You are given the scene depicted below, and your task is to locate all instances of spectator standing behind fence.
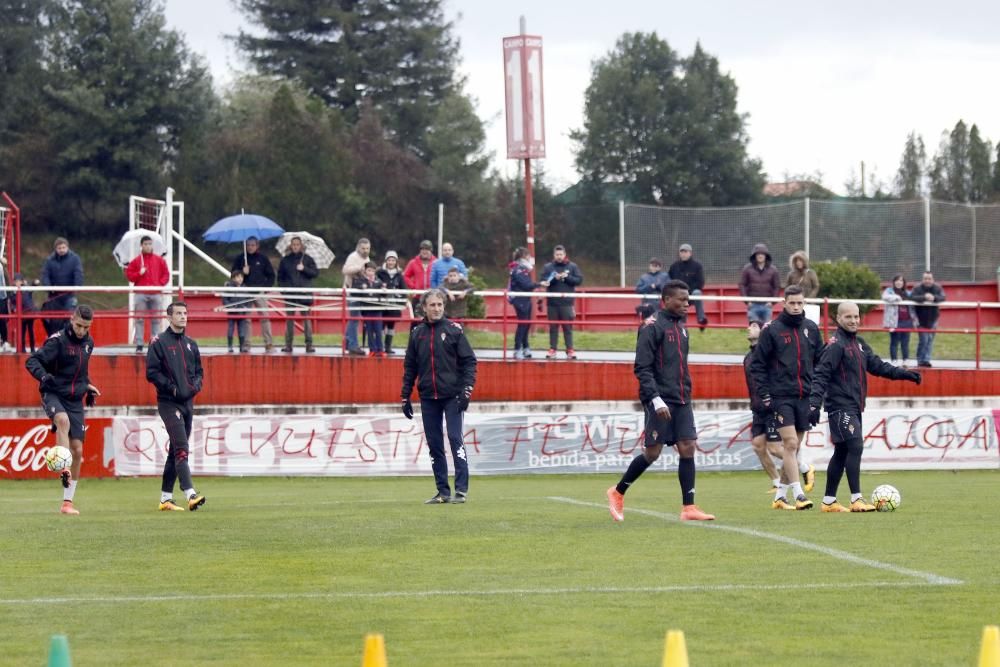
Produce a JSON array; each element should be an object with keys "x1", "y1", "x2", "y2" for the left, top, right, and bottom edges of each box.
[
  {"x1": 541, "y1": 245, "x2": 583, "y2": 360},
  {"x1": 0, "y1": 255, "x2": 10, "y2": 352},
  {"x1": 124, "y1": 235, "x2": 170, "y2": 353},
  {"x1": 40, "y1": 237, "x2": 84, "y2": 335},
  {"x1": 341, "y1": 238, "x2": 372, "y2": 356},
  {"x1": 429, "y1": 242, "x2": 468, "y2": 288},
  {"x1": 277, "y1": 236, "x2": 318, "y2": 354},
  {"x1": 669, "y1": 244, "x2": 708, "y2": 329},
  {"x1": 8, "y1": 272, "x2": 38, "y2": 353},
  {"x1": 376, "y1": 251, "x2": 408, "y2": 355},
  {"x1": 508, "y1": 247, "x2": 542, "y2": 360},
  {"x1": 785, "y1": 251, "x2": 819, "y2": 297},
  {"x1": 635, "y1": 257, "x2": 668, "y2": 320},
  {"x1": 739, "y1": 242, "x2": 781, "y2": 323},
  {"x1": 909, "y1": 270, "x2": 946, "y2": 368},
  {"x1": 443, "y1": 266, "x2": 474, "y2": 319},
  {"x1": 403, "y1": 240, "x2": 437, "y2": 320},
  {"x1": 222, "y1": 269, "x2": 250, "y2": 353},
  {"x1": 882, "y1": 274, "x2": 916, "y2": 367},
  {"x1": 352, "y1": 262, "x2": 386, "y2": 356},
  {"x1": 231, "y1": 236, "x2": 276, "y2": 353}
]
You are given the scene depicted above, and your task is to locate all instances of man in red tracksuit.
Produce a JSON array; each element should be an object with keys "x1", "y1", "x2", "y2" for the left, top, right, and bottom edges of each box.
[{"x1": 124, "y1": 235, "x2": 170, "y2": 353}]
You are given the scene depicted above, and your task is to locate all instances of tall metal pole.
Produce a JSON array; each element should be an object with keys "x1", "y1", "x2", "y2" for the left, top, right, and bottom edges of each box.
[
  {"x1": 924, "y1": 196, "x2": 931, "y2": 271},
  {"x1": 520, "y1": 16, "x2": 536, "y2": 273},
  {"x1": 618, "y1": 200, "x2": 625, "y2": 287},
  {"x1": 437, "y1": 203, "x2": 444, "y2": 257}
]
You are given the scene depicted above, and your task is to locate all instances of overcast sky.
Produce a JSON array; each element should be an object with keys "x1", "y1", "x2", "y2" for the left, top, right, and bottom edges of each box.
[{"x1": 163, "y1": 0, "x2": 1000, "y2": 196}]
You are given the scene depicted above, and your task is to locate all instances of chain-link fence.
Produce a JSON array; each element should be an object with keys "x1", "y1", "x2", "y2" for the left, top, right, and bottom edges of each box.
[{"x1": 622, "y1": 199, "x2": 1000, "y2": 285}]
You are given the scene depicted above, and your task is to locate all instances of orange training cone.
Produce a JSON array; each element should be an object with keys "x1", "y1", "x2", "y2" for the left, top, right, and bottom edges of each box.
[
  {"x1": 980, "y1": 625, "x2": 1000, "y2": 667},
  {"x1": 662, "y1": 629, "x2": 689, "y2": 667},
  {"x1": 361, "y1": 632, "x2": 387, "y2": 667}
]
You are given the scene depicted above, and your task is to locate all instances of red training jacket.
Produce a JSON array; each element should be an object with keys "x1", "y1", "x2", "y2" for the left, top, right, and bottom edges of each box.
[
  {"x1": 403, "y1": 255, "x2": 436, "y2": 290},
  {"x1": 125, "y1": 252, "x2": 170, "y2": 287}
]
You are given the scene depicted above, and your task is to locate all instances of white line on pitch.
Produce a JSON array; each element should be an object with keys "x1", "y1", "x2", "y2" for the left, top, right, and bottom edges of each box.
[
  {"x1": 0, "y1": 580, "x2": 952, "y2": 606},
  {"x1": 548, "y1": 496, "x2": 963, "y2": 586}
]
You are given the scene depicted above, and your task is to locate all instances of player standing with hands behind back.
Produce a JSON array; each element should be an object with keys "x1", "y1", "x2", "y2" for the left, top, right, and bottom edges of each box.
[
  {"x1": 809, "y1": 302, "x2": 921, "y2": 512},
  {"x1": 25, "y1": 305, "x2": 101, "y2": 514},
  {"x1": 606, "y1": 280, "x2": 715, "y2": 522},
  {"x1": 147, "y1": 302, "x2": 206, "y2": 511},
  {"x1": 401, "y1": 289, "x2": 477, "y2": 504}
]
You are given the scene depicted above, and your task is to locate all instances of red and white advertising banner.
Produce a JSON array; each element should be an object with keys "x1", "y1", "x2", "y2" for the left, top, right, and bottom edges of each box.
[
  {"x1": 110, "y1": 409, "x2": 999, "y2": 477},
  {"x1": 0, "y1": 418, "x2": 115, "y2": 479},
  {"x1": 503, "y1": 34, "x2": 545, "y2": 159}
]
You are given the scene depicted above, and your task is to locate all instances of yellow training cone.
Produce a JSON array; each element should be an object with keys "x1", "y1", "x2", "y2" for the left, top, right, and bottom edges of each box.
[
  {"x1": 361, "y1": 633, "x2": 387, "y2": 667},
  {"x1": 662, "y1": 629, "x2": 689, "y2": 667},
  {"x1": 980, "y1": 625, "x2": 1000, "y2": 667}
]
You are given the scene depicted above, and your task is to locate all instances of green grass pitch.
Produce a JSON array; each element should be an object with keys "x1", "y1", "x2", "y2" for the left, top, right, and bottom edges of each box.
[{"x1": 2, "y1": 471, "x2": 998, "y2": 665}]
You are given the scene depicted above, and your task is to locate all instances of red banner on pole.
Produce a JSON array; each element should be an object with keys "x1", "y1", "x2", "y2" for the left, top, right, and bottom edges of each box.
[{"x1": 503, "y1": 35, "x2": 545, "y2": 159}]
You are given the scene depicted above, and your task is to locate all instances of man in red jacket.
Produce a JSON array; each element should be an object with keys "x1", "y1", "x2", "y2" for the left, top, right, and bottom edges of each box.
[
  {"x1": 403, "y1": 240, "x2": 436, "y2": 319},
  {"x1": 125, "y1": 235, "x2": 170, "y2": 353}
]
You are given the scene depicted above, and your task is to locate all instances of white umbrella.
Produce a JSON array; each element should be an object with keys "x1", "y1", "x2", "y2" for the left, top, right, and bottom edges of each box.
[
  {"x1": 275, "y1": 231, "x2": 336, "y2": 269},
  {"x1": 113, "y1": 229, "x2": 166, "y2": 268}
]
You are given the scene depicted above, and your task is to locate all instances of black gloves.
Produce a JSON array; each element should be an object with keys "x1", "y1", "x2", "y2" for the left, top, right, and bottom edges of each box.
[
  {"x1": 85, "y1": 390, "x2": 97, "y2": 408},
  {"x1": 902, "y1": 370, "x2": 922, "y2": 385},
  {"x1": 808, "y1": 406, "x2": 821, "y2": 427},
  {"x1": 40, "y1": 374, "x2": 56, "y2": 392},
  {"x1": 457, "y1": 386, "x2": 474, "y2": 412},
  {"x1": 402, "y1": 398, "x2": 414, "y2": 420},
  {"x1": 193, "y1": 378, "x2": 203, "y2": 393}
]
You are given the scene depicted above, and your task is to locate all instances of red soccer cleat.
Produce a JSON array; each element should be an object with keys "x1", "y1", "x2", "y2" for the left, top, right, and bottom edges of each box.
[{"x1": 60, "y1": 500, "x2": 80, "y2": 515}]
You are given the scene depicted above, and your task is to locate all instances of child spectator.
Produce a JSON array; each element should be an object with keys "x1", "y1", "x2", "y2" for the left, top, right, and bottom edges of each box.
[
  {"x1": 443, "y1": 267, "x2": 474, "y2": 319},
  {"x1": 376, "y1": 251, "x2": 408, "y2": 354},
  {"x1": 355, "y1": 262, "x2": 385, "y2": 357},
  {"x1": 222, "y1": 269, "x2": 250, "y2": 353},
  {"x1": 882, "y1": 274, "x2": 916, "y2": 367},
  {"x1": 8, "y1": 272, "x2": 38, "y2": 353}
]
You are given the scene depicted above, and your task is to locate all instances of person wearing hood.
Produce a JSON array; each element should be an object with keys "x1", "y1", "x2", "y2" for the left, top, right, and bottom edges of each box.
[
  {"x1": 25, "y1": 305, "x2": 101, "y2": 514},
  {"x1": 376, "y1": 250, "x2": 408, "y2": 354},
  {"x1": 541, "y1": 244, "x2": 583, "y2": 360},
  {"x1": 785, "y1": 250, "x2": 819, "y2": 298},
  {"x1": 809, "y1": 302, "x2": 921, "y2": 512},
  {"x1": 749, "y1": 285, "x2": 823, "y2": 511},
  {"x1": 277, "y1": 235, "x2": 319, "y2": 353},
  {"x1": 739, "y1": 242, "x2": 781, "y2": 323},
  {"x1": 40, "y1": 237, "x2": 84, "y2": 335}
]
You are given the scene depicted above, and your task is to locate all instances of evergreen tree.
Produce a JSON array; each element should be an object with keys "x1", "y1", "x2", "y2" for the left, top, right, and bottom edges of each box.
[
  {"x1": 572, "y1": 34, "x2": 764, "y2": 206},
  {"x1": 945, "y1": 120, "x2": 970, "y2": 202},
  {"x1": 42, "y1": 0, "x2": 214, "y2": 232},
  {"x1": 967, "y1": 124, "x2": 992, "y2": 203},
  {"x1": 893, "y1": 131, "x2": 926, "y2": 199},
  {"x1": 235, "y1": 0, "x2": 460, "y2": 157}
]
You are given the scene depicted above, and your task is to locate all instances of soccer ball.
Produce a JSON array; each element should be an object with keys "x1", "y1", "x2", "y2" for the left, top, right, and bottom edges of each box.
[
  {"x1": 44, "y1": 446, "x2": 73, "y2": 473},
  {"x1": 871, "y1": 484, "x2": 901, "y2": 512}
]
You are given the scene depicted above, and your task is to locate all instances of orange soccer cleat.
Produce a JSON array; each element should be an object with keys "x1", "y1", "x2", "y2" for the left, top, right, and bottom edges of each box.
[
  {"x1": 606, "y1": 487, "x2": 624, "y2": 522},
  {"x1": 821, "y1": 501, "x2": 851, "y2": 513},
  {"x1": 680, "y1": 504, "x2": 715, "y2": 521},
  {"x1": 60, "y1": 500, "x2": 80, "y2": 515}
]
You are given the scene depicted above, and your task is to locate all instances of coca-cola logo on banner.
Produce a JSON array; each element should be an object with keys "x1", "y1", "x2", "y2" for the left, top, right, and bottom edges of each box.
[{"x1": 0, "y1": 424, "x2": 53, "y2": 473}]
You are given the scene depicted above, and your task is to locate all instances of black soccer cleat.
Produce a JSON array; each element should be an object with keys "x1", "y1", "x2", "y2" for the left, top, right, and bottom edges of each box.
[
  {"x1": 451, "y1": 492, "x2": 467, "y2": 504},
  {"x1": 187, "y1": 494, "x2": 206, "y2": 511},
  {"x1": 60, "y1": 470, "x2": 71, "y2": 489},
  {"x1": 424, "y1": 493, "x2": 451, "y2": 504}
]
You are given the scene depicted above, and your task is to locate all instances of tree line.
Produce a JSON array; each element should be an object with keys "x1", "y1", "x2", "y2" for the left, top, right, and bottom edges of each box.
[{"x1": 5, "y1": 1, "x2": 988, "y2": 275}]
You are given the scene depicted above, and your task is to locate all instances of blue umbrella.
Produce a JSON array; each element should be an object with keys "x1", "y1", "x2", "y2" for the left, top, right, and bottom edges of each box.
[{"x1": 203, "y1": 213, "x2": 284, "y2": 243}]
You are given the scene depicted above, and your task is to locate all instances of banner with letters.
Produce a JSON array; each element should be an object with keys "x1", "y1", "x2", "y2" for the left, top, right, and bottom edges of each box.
[
  {"x1": 0, "y1": 418, "x2": 115, "y2": 479},
  {"x1": 110, "y1": 409, "x2": 1000, "y2": 477}
]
